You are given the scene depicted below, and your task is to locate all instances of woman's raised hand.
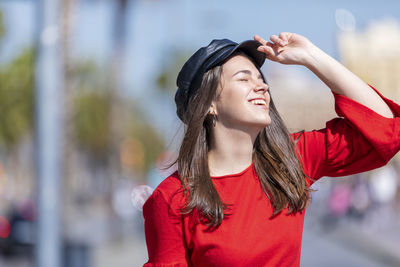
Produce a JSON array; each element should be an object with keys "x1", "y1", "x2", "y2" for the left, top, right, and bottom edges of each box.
[
  {"x1": 254, "y1": 33, "x2": 316, "y2": 66},
  {"x1": 255, "y1": 33, "x2": 395, "y2": 119}
]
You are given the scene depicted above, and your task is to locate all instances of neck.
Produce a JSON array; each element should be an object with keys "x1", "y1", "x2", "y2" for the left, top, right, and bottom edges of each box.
[{"x1": 207, "y1": 123, "x2": 260, "y2": 177}]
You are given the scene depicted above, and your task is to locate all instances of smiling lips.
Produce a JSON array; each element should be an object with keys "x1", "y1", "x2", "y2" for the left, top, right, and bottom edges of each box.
[
  {"x1": 248, "y1": 98, "x2": 268, "y2": 109},
  {"x1": 250, "y1": 99, "x2": 267, "y2": 105}
]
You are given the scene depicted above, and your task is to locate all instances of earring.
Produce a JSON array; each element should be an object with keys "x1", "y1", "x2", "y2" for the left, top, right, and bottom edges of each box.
[{"x1": 212, "y1": 112, "x2": 217, "y2": 127}]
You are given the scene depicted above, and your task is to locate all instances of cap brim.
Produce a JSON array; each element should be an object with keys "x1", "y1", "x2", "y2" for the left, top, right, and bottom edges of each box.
[{"x1": 232, "y1": 40, "x2": 266, "y2": 68}]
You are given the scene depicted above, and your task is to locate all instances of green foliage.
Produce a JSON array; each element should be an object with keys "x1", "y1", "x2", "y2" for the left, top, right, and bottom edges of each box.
[
  {"x1": 0, "y1": 48, "x2": 34, "y2": 148},
  {"x1": 156, "y1": 50, "x2": 191, "y2": 93},
  {"x1": 71, "y1": 60, "x2": 111, "y2": 161},
  {"x1": 69, "y1": 60, "x2": 106, "y2": 90},
  {"x1": 73, "y1": 89, "x2": 111, "y2": 160},
  {"x1": 0, "y1": 9, "x2": 164, "y2": 171},
  {"x1": 129, "y1": 109, "x2": 164, "y2": 172},
  {"x1": 71, "y1": 60, "x2": 164, "y2": 172}
]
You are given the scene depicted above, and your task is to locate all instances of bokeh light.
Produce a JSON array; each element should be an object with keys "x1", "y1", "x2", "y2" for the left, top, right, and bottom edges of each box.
[
  {"x1": 0, "y1": 216, "x2": 10, "y2": 239},
  {"x1": 131, "y1": 185, "x2": 154, "y2": 212}
]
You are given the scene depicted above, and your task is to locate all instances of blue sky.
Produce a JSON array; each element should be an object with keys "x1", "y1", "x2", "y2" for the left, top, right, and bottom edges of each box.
[
  {"x1": 1, "y1": 0, "x2": 400, "y2": 141},
  {"x1": 2, "y1": 0, "x2": 400, "y2": 83},
  {"x1": 2, "y1": 1, "x2": 400, "y2": 82}
]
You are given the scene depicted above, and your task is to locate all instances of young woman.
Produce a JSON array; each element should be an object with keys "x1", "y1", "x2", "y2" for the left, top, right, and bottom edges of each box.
[{"x1": 142, "y1": 32, "x2": 400, "y2": 267}]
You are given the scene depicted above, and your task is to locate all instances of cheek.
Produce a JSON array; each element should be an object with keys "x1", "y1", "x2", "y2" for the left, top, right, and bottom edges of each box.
[
  {"x1": 217, "y1": 95, "x2": 251, "y2": 121},
  {"x1": 222, "y1": 84, "x2": 249, "y2": 103}
]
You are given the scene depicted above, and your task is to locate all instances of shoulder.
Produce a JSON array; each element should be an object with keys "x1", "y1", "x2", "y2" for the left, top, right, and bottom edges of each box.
[
  {"x1": 144, "y1": 171, "x2": 187, "y2": 214},
  {"x1": 156, "y1": 171, "x2": 184, "y2": 198}
]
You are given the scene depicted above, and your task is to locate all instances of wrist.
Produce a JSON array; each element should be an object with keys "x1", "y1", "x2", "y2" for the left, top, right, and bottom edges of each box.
[{"x1": 302, "y1": 44, "x2": 324, "y2": 69}]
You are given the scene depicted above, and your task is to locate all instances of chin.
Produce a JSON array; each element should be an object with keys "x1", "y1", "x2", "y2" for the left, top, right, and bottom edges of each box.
[
  {"x1": 225, "y1": 114, "x2": 271, "y2": 129},
  {"x1": 256, "y1": 116, "x2": 272, "y2": 126},
  {"x1": 251, "y1": 119, "x2": 271, "y2": 129}
]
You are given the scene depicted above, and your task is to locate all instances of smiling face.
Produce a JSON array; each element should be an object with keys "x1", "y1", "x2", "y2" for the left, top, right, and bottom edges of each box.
[{"x1": 211, "y1": 53, "x2": 271, "y2": 131}]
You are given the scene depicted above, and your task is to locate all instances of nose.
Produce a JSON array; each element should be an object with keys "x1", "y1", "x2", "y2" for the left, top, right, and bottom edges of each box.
[{"x1": 254, "y1": 80, "x2": 269, "y2": 94}]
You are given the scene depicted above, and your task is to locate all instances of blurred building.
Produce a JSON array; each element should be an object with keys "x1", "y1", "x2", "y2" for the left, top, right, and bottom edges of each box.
[{"x1": 338, "y1": 18, "x2": 400, "y2": 101}]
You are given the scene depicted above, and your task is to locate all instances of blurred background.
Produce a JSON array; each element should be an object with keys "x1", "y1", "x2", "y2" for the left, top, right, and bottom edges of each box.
[{"x1": 0, "y1": 0, "x2": 399, "y2": 266}]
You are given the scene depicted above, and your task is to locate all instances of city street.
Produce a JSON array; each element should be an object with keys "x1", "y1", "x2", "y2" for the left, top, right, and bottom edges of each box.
[{"x1": 1, "y1": 212, "x2": 400, "y2": 267}]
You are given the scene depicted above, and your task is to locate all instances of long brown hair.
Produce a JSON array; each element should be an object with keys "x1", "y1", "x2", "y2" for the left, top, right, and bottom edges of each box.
[{"x1": 173, "y1": 53, "x2": 312, "y2": 229}]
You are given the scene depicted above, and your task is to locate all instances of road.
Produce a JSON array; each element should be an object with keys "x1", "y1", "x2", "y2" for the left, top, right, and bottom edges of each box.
[{"x1": 1, "y1": 213, "x2": 399, "y2": 267}]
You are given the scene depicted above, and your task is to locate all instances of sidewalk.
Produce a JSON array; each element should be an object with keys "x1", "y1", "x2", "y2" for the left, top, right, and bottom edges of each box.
[{"x1": 302, "y1": 210, "x2": 400, "y2": 267}]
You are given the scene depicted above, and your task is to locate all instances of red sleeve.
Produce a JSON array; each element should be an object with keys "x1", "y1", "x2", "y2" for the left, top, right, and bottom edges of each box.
[
  {"x1": 142, "y1": 188, "x2": 189, "y2": 267},
  {"x1": 293, "y1": 85, "x2": 400, "y2": 185}
]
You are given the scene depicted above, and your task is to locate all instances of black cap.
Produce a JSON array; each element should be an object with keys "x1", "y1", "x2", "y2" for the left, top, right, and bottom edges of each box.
[{"x1": 175, "y1": 39, "x2": 266, "y2": 123}]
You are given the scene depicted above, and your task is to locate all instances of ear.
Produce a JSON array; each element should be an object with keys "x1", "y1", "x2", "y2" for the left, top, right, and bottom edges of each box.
[{"x1": 208, "y1": 103, "x2": 217, "y2": 115}]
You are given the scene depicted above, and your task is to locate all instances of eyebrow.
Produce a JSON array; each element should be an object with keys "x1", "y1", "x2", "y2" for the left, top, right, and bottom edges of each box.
[{"x1": 232, "y1": 69, "x2": 262, "y2": 79}]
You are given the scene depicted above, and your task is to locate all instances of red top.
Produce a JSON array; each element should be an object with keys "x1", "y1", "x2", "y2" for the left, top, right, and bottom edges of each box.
[{"x1": 143, "y1": 86, "x2": 400, "y2": 267}]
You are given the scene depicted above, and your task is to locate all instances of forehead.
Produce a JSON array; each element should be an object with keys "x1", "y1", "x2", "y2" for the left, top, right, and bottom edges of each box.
[{"x1": 221, "y1": 54, "x2": 260, "y2": 75}]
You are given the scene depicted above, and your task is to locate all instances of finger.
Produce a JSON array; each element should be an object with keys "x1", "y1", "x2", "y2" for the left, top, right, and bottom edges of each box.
[
  {"x1": 257, "y1": 42, "x2": 271, "y2": 51},
  {"x1": 270, "y1": 34, "x2": 287, "y2": 46},
  {"x1": 278, "y1": 32, "x2": 290, "y2": 44},
  {"x1": 257, "y1": 45, "x2": 279, "y2": 61},
  {"x1": 254, "y1": 34, "x2": 268, "y2": 46}
]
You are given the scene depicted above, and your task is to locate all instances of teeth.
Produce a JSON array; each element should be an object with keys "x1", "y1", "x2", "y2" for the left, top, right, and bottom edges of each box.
[{"x1": 250, "y1": 99, "x2": 266, "y2": 105}]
